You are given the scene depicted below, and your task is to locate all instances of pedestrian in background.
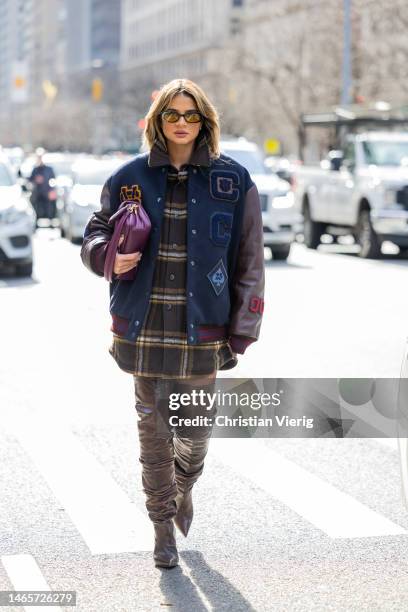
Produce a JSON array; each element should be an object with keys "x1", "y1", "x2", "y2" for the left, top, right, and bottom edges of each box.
[
  {"x1": 29, "y1": 149, "x2": 56, "y2": 223},
  {"x1": 80, "y1": 78, "x2": 265, "y2": 568}
]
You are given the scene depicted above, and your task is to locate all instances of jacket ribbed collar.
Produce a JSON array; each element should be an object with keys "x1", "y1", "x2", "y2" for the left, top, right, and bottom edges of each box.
[{"x1": 148, "y1": 133, "x2": 211, "y2": 168}]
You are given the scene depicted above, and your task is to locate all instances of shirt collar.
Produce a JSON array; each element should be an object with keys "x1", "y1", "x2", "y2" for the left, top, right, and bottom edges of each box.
[{"x1": 148, "y1": 132, "x2": 211, "y2": 168}]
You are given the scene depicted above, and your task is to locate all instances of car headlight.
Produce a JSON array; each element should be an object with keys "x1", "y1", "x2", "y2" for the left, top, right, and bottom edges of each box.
[{"x1": 271, "y1": 191, "x2": 294, "y2": 208}]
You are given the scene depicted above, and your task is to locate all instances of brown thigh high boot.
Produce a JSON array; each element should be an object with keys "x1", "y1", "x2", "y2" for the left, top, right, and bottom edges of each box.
[
  {"x1": 172, "y1": 374, "x2": 217, "y2": 537},
  {"x1": 134, "y1": 376, "x2": 178, "y2": 568}
]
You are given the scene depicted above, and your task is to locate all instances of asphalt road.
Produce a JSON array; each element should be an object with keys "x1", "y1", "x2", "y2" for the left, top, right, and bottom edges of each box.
[{"x1": 1, "y1": 230, "x2": 408, "y2": 611}]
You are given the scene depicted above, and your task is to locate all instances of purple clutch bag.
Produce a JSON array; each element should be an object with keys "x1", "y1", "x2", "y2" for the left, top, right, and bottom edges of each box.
[{"x1": 104, "y1": 199, "x2": 152, "y2": 282}]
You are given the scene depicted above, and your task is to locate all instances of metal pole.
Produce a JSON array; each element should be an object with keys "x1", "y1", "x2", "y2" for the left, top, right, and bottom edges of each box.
[{"x1": 341, "y1": 0, "x2": 352, "y2": 105}]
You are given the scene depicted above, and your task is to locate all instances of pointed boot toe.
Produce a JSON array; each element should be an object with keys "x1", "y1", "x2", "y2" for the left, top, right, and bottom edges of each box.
[
  {"x1": 174, "y1": 489, "x2": 193, "y2": 537},
  {"x1": 153, "y1": 521, "x2": 179, "y2": 568}
]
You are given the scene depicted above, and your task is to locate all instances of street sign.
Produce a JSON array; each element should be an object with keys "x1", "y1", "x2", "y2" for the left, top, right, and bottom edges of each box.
[
  {"x1": 92, "y1": 78, "x2": 104, "y2": 103},
  {"x1": 11, "y1": 61, "x2": 28, "y2": 103},
  {"x1": 264, "y1": 139, "x2": 281, "y2": 155}
]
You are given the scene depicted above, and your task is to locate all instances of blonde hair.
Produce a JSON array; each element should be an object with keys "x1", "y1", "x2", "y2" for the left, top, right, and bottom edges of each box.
[{"x1": 142, "y1": 78, "x2": 220, "y2": 158}]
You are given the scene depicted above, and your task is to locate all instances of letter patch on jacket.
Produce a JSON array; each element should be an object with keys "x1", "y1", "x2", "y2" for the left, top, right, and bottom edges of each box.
[
  {"x1": 209, "y1": 170, "x2": 240, "y2": 202},
  {"x1": 120, "y1": 184, "x2": 142, "y2": 203},
  {"x1": 249, "y1": 296, "x2": 264, "y2": 314},
  {"x1": 207, "y1": 258, "x2": 228, "y2": 296},
  {"x1": 210, "y1": 212, "x2": 233, "y2": 246}
]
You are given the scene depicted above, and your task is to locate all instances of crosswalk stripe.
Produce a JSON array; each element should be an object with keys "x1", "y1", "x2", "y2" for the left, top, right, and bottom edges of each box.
[
  {"x1": 9, "y1": 418, "x2": 153, "y2": 555},
  {"x1": 210, "y1": 438, "x2": 407, "y2": 538},
  {"x1": 1, "y1": 554, "x2": 63, "y2": 612}
]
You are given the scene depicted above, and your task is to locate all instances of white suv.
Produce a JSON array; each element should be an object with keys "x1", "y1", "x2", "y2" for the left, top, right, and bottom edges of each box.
[
  {"x1": 220, "y1": 138, "x2": 302, "y2": 260},
  {"x1": 0, "y1": 156, "x2": 35, "y2": 276}
]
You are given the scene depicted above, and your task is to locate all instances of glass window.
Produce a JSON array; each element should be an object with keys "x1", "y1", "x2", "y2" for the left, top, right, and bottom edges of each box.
[
  {"x1": 362, "y1": 141, "x2": 408, "y2": 166},
  {"x1": 0, "y1": 163, "x2": 14, "y2": 186}
]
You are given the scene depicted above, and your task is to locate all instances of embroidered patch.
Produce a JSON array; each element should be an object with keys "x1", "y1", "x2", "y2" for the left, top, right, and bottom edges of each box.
[
  {"x1": 209, "y1": 170, "x2": 240, "y2": 202},
  {"x1": 210, "y1": 212, "x2": 233, "y2": 247},
  {"x1": 120, "y1": 184, "x2": 142, "y2": 203},
  {"x1": 249, "y1": 296, "x2": 264, "y2": 314},
  {"x1": 207, "y1": 258, "x2": 228, "y2": 296}
]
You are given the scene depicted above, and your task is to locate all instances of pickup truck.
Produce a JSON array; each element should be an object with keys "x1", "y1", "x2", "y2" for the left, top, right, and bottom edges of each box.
[{"x1": 293, "y1": 131, "x2": 408, "y2": 257}]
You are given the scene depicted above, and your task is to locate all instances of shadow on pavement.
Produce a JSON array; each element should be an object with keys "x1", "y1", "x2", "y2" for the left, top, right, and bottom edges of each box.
[{"x1": 158, "y1": 550, "x2": 256, "y2": 612}]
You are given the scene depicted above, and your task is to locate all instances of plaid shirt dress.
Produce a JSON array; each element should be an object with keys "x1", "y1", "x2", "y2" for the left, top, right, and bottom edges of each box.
[{"x1": 108, "y1": 137, "x2": 235, "y2": 378}]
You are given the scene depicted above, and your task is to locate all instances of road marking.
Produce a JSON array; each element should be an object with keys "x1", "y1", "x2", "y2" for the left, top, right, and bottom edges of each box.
[
  {"x1": 10, "y1": 419, "x2": 153, "y2": 554},
  {"x1": 1, "y1": 554, "x2": 62, "y2": 612},
  {"x1": 210, "y1": 438, "x2": 407, "y2": 538}
]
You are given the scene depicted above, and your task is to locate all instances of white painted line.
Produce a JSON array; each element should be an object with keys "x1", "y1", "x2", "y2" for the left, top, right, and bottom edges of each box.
[
  {"x1": 211, "y1": 438, "x2": 407, "y2": 538},
  {"x1": 1, "y1": 554, "x2": 62, "y2": 612},
  {"x1": 10, "y1": 419, "x2": 153, "y2": 554}
]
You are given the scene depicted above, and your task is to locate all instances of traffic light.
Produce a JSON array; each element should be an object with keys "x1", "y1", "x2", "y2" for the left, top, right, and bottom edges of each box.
[{"x1": 91, "y1": 78, "x2": 103, "y2": 102}]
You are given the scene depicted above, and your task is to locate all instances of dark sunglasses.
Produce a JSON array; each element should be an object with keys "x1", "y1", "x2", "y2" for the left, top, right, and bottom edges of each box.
[{"x1": 161, "y1": 109, "x2": 203, "y2": 124}]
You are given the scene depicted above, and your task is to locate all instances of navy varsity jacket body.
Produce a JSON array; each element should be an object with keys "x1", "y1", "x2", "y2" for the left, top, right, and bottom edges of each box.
[{"x1": 80, "y1": 142, "x2": 265, "y2": 354}]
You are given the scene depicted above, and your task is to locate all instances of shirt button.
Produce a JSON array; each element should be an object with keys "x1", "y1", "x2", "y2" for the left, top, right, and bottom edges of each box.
[
  {"x1": 191, "y1": 229, "x2": 197, "y2": 235},
  {"x1": 191, "y1": 198, "x2": 196, "y2": 204},
  {"x1": 169, "y1": 273, "x2": 175, "y2": 280},
  {"x1": 190, "y1": 260, "x2": 195, "y2": 266}
]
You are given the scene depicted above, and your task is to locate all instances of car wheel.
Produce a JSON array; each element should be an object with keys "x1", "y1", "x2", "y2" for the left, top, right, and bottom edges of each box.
[
  {"x1": 303, "y1": 204, "x2": 325, "y2": 249},
  {"x1": 271, "y1": 244, "x2": 291, "y2": 260},
  {"x1": 356, "y1": 209, "x2": 381, "y2": 258},
  {"x1": 15, "y1": 262, "x2": 33, "y2": 277}
]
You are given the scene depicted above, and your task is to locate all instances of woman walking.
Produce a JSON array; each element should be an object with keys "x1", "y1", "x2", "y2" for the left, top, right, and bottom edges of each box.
[{"x1": 80, "y1": 78, "x2": 265, "y2": 568}]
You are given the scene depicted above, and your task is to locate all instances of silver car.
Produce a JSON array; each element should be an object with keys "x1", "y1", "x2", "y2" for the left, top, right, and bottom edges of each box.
[
  {"x1": 0, "y1": 156, "x2": 35, "y2": 276},
  {"x1": 60, "y1": 157, "x2": 129, "y2": 243},
  {"x1": 220, "y1": 138, "x2": 302, "y2": 261}
]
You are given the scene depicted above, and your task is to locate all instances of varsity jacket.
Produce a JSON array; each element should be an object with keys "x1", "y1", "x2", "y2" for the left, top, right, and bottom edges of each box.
[{"x1": 80, "y1": 145, "x2": 265, "y2": 354}]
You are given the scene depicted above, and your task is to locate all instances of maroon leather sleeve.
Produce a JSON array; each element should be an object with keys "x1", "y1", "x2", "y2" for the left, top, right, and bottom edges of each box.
[
  {"x1": 228, "y1": 183, "x2": 265, "y2": 342},
  {"x1": 80, "y1": 180, "x2": 114, "y2": 278}
]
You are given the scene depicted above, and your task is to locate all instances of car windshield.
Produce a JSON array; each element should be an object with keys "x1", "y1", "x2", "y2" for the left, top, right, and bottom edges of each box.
[
  {"x1": 362, "y1": 141, "x2": 408, "y2": 166},
  {"x1": 46, "y1": 160, "x2": 75, "y2": 177},
  {"x1": 221, "y1": 147, "x2": 267, "y2": 174},
  {"x1": 74, "y1": 164, "x2": 120, "y2": 185},
  {"x1": 0, "y1": 163, "x2": 14, "y2": 186}
]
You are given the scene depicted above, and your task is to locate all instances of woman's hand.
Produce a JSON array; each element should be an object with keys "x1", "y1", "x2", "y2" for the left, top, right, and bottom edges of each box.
[{"x1": 113, "y1": 235, "x2": 142, "y2": 275}]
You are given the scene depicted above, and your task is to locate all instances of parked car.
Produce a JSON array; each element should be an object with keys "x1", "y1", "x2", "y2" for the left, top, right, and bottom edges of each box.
[
  {"x1": 60, "y1": 157, "x2": 129, "y2": 243},
  {"x1": 0, "y1": 156, "x2": 35, "y2": 276},
  {"x1": 293, "y1": 131, "x2": 408, "y2": 258},
  {"x1": 220, "y1": 137, "x2": 302, "y2": 260}
]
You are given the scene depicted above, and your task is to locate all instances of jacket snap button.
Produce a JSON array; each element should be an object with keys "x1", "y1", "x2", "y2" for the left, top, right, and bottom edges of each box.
[
  {"x1": 189, "y1": 291, "x2": 193, "y2": 297},
  {"x1": 157, "y1": 197, "x2": 161, "y2": 202},
  {"x1": 193, "y1": 169, "x2": 197, "y2": 174},
  {"x1": 162, "y1": 168, "x2": 166, "y2": 173},
  {"x1": 190, "y1": 260, "x2": 195, "y2": 266},
  {"x1": 135, "y1": 320, "x2": 140, "y2": 326},
  {"x1": 169, "y1": 273, "x2": 175, "y2": 280},
  {"x1": 166, "y1": 304, "x2": 172, "y2": 310},
  {"x1": 191, "y1": 229, "x2": 197, "y2": 235},
  {"x1": 191, "y1": 198, "x2": 196, "y2": 203},
  {"x1": 190, "y1": 323, "x2": 194, "y2": 328},
  {"x1": 190, "y1": 336, "x2": 194, "y2": 341}
]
